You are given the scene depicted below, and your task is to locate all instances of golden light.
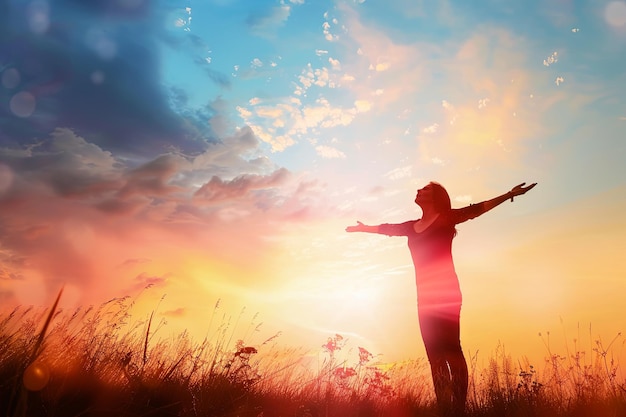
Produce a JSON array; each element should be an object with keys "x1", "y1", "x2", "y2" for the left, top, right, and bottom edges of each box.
[{"x1": 23, "y1": 361, "x2": 50, "y2": 391}]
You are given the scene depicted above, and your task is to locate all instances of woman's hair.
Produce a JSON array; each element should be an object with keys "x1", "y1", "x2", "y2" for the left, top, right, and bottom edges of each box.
[
  {"x1": 429, "y1": 182, "x2": 452, "y2": 213},
  {"x1": 429, "y1": 181, "x2": 457, "y2": 235}
]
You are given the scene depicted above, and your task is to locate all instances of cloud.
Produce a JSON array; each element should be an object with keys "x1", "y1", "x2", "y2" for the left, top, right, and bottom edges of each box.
[
  {"x1": 247, "y1": 5, "x2": 291, "y2": 35},
  {"x1": 316, "y1": 145, "x2": 346, "y2": 159},
  {"x1": 371, "y1": 61, "x2": 391, "y2": 72},
  {"x1": 1, "y1": 2, "x2": 225, "y2": 157},
  {"x1": 442, "y1": 30, "x2": 540, "y2": 145},
  {"x1": 117, "y1": 258, "x2": 152, "y2": 269},
  {"x1": 384, "y1": 166, "x2": 413, "y2": 181},
  {"x1": 117, "y1": 154, "x2": 187, "y2": 199},
  {"x1": 328, "y1": 3, "x2": 439, "y2": 109},
  {"x1": 605, "y1": 1, "x2": 626, "y2": 28},
  {"x1": 194, "y1": 168, "x2": 291, "y2": 202},
  {"x1": 0, "y1": 249, "x2": 26, "y2": 281},
  {"x1": 191, "y1": 126, "x2": 277, "y2": 178},
  {"x1": 354, "y1": 100, "x2": 372, "y2": 113},
  {"x1": 163, "y1": 31, "x2": 232, "y2": 90},
  {"x1": 329, "y1": 57, "x2": 342, "y2": 70},
  {"x1": 237, "y1": 95, "x2": 367, "y2": 152},
  {"x1": 422, "y1": 123, "x2": 439, "y2": 134},
  {"x1": 163, "y1": 307, "x2": 187, "y2": 318},
  {"x1": 543, "y1": 51, "x2": 559, "y2": 67},
  {"x1": 295, "y1": 64, "x2": 337, "y2": 93},
  {"x1": 129, "y1": 272, "x2": 169, "y2": 292},
  {"x1": 0, "y1": 128, "x2": 122, "y2": 201},
  {"x1": 0, "y1": 126, "x2": 334, "y2": 305},
  {"x1": 191, "y1": 57, "x2": 232, "y2": 89},
  {"x1": 323, "y1": 22, "x2": 334, "y2": 41},
  {"x1": 454, "y1": 194, "x2": 472, "y2": 203}
]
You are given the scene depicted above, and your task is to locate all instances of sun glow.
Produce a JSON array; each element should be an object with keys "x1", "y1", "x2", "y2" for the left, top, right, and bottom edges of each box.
[{"x1": 1, "y1": 0, "x2": 625, "y2": 388}]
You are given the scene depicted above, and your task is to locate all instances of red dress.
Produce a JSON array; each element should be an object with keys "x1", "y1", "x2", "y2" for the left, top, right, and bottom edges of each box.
[{"x1": 377, "y1": 205, "x2": 484, "y2": 357}]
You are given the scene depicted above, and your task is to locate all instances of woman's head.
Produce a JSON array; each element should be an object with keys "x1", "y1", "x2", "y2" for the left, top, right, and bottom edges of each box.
[
  {"x1": 415, "y1": 182, "x2": 452, "y2": 213},
  {"x1": 429, "y1": 182, "x2": 452, "y2": 213}
]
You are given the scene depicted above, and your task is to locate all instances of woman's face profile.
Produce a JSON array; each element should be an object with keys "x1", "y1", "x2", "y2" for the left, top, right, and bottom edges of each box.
[{"x1": 415, "y1": 184, "x2": 435, "y2": 205}]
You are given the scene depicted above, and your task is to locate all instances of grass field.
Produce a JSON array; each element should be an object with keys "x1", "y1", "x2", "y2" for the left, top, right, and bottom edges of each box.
[{"x1": 1, "y1": 291, "x2": 625, "y2": 417}]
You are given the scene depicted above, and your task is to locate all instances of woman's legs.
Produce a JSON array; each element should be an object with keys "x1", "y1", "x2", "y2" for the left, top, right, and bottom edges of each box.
[
  {"x1": 419, "y1": 304, "x2": 468, "y2": 416},
  {"x1": 448, "y1": 348, "x2": 468, "y2": 414},
  {"x1": 429, "y1": 356, "x2": 454, "y2": 414}
]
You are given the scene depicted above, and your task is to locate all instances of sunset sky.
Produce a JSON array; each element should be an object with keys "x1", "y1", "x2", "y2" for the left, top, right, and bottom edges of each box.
[{"x1": 1, "y1": 0, "x2": 625, "y2": 367}]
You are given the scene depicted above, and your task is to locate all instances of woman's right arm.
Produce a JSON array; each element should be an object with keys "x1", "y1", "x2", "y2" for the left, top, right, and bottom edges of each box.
[
  {"x1": 345, "y1": 221, "x2": 380, "y2": 233},
  {"x1": 346, "y1": 220, "x2": 414, "y2": 236}
]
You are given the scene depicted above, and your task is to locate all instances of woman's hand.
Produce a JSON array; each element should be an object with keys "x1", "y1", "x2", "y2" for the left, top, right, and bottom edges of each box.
[
  {"x1": 509, "y1": 182, "x2": 537, "y2": 201},
  {"x1": 346, "y1": 221, "x2": 365, "y2": 232}
]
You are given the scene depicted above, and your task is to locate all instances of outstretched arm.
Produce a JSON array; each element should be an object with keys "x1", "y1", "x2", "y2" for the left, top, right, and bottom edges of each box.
[
  {"x1": 453, "y1": 182, "x2": 537, "y2": 224},
  {"x1": 478, "y1": 182, "x2": 537, "y2": 211},
  {"x1": 346, "y1": 220, "x2": 415, "y2": 236},
  {"x1": 345, "y1": 221, "x2": 380, "y2": 233}
]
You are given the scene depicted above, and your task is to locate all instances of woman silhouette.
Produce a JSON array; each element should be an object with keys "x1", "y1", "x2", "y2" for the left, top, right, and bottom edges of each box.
[{"x1": 346, "y1": 182, "x2": 536, "y2": 416}]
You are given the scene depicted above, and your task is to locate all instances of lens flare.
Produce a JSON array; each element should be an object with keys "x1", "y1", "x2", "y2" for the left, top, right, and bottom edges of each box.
[
  {"x1": 605, "y1": 1, "x2": 626, "y2": 28},
  {"x1": 10, "y1": 92, "x2": 36, "y2": 118},
  {"x1": 23, "y1": 362, "x2": 50, "y2": 391}
]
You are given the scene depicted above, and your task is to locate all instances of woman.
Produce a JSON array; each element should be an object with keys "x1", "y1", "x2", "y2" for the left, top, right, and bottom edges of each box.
[{"x1": 346, "y1": 181, "x2": 536, "y2": 416}]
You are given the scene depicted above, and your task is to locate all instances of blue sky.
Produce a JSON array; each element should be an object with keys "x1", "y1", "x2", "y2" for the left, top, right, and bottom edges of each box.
[{"x1": 1, "y1": 0, "x2": 625, "y2": 362}]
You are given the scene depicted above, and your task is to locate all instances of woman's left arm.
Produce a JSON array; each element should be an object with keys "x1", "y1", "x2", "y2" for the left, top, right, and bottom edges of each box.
[{"x1": 452, "y1": 182, "x2": 537, "y2": 224}]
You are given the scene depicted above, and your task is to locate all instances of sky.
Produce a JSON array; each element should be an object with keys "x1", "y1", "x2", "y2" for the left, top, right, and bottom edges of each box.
[{"x1": 1, "y1": 0, "x2": 625, "y2": 368}]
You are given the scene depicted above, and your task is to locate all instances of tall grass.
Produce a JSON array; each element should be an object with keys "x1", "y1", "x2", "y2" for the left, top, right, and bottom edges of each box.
[{"x1": 1, "y1": 294, "x2": 625, "y2": 417}]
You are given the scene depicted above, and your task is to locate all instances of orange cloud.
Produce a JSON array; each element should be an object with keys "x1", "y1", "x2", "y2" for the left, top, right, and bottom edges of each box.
[{"x1": 0, "y1": 128, "x2": 335, "y2": 309}]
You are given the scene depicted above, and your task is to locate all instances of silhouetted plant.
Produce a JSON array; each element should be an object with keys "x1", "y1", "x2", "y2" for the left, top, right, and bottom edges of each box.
[{"x1": 1, "y1": 294, "x2": 625, "y2": 417}]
